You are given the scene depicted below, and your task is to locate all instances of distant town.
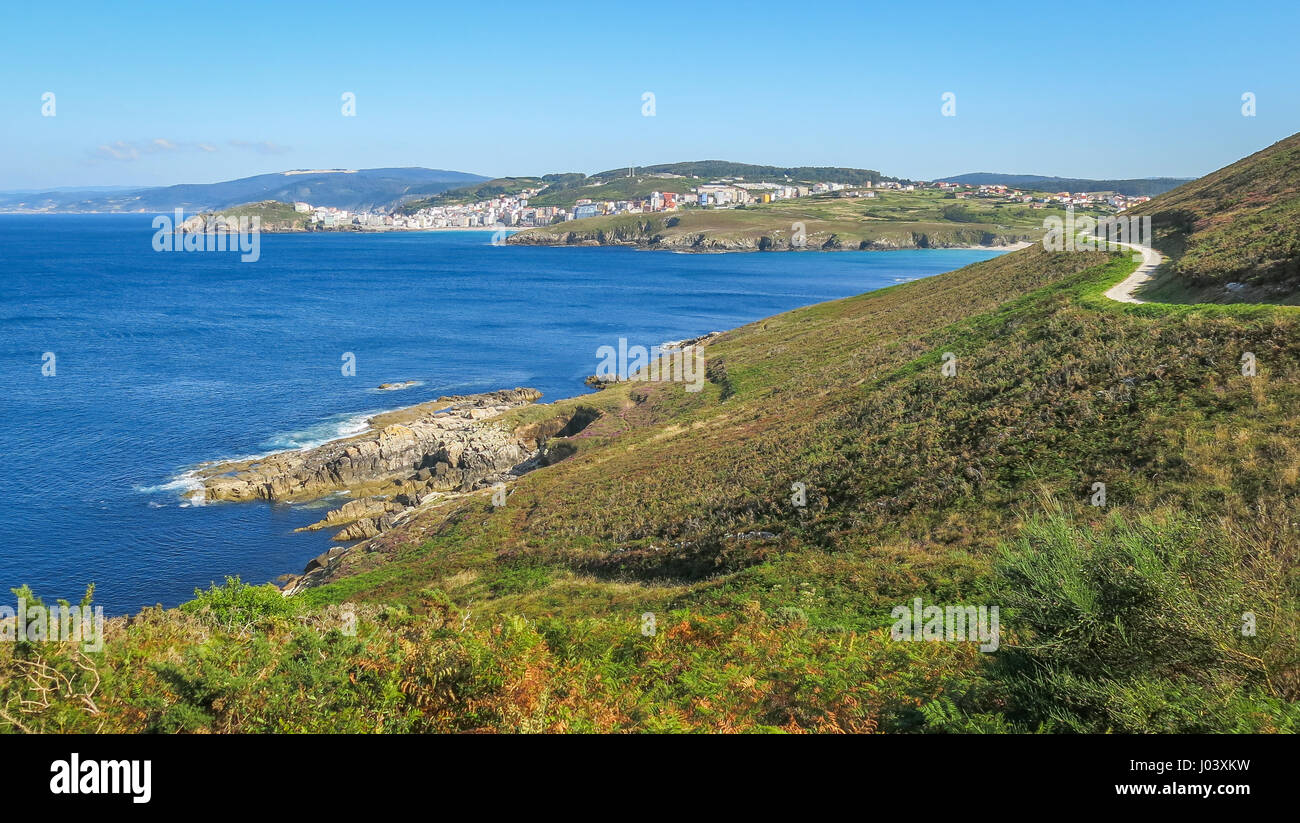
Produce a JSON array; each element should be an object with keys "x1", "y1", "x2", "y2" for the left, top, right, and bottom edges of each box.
[{"x1": 294, "y1": 177, "x2": 1154, "y2": 232}]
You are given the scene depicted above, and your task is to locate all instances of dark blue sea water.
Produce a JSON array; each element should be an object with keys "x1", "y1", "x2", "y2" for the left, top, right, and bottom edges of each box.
[{"x1": 0, "y1": 215, "x2": 1004, "y2": 614}]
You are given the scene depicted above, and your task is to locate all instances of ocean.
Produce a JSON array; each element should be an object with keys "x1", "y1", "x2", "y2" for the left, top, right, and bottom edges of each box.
[{"x1": 0, "y1": 215, "x2": 1005, "y2": 614}]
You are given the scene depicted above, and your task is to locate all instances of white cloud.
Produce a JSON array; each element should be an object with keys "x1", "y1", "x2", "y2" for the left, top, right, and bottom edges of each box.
[
  {"x1": 93, "y1": 141, "x2": 141, "y2": 161},
  {"x1": 88, "y1": 138, "x2": 292, "y2": 162}
]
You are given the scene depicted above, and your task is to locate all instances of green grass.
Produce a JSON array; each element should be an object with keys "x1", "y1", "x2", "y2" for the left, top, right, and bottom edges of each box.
[
  {"x1": 587, "y1": 161, "x2": 890, "y2": 188},
  {"x1": 984, "y1": 506, "x2": 1297, "y2": 733},
  {"x1": 203, "y1": 200, "x2": 313, "y2": 231}
]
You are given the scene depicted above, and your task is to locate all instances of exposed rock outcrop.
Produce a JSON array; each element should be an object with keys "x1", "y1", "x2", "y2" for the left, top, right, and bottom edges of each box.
[
  {"x1": 198, "y1": 388, "x2": 544, "y2": 505},
  {"x1": 195, "y1": 387, "x2": 603, "y2": 593}
]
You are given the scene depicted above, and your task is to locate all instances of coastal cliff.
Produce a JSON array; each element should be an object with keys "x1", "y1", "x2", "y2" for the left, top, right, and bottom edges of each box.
[{"x1": 507, "y1": 223, "x2": 1034, "y2": 252}]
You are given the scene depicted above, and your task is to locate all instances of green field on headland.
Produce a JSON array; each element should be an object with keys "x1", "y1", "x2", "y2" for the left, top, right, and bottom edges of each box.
[
  {"x1": 509, "y1": 189, "x2": 1105, "y2": 251},
  {"x1": 186, "y1": 200, "x2": 313, "y2": 232}
]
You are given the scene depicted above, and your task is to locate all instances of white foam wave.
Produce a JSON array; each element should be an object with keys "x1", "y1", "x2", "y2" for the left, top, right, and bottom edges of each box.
[
  {"x1": 141, "y1": 404, "x2": 412, "y2": 507},
  {"x1": 137, "y1": 469, "x2": 207, "y2": 506},
  {"x1": 256, "y1": 411, "x2": 378, "y2": 452}
]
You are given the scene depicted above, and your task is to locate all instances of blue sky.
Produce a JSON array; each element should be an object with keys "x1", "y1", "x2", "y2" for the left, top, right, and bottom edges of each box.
[{"x1": 2, "y1": 0, "x2": 1297, "y2": 189}]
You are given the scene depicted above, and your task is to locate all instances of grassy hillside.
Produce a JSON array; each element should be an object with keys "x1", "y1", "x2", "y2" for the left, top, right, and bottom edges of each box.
[
  {"x1": 395, "y1": 173, "x2": 710, "y2": 212},
  {"x1": 510, "y1": 190, "x2": 1104, "y2": 251},
  {"x1": 1129, "y1": 132, "x2": 1300, "y2": 303},
  {"x1": 4, "y1": 140, "x2": 1298, "y2": 734},
  {"x1": 526, "y1": 176, "x2": 709, "y2": 208},
  {"x1": 588, "y1": 161, "x2": 897, "y2": 187},
  {"x1": 399, "y1": 177, "x2": 546, "y2": 212}
]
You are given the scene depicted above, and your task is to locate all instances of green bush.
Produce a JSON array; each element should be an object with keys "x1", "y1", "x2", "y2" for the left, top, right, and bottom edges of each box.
[
  {"x1": 989, "y1": 506, "x2": 1297, "y2": 732},
  {"x1": 180, "y1": 576, "x2": 299, "y2": 631}
]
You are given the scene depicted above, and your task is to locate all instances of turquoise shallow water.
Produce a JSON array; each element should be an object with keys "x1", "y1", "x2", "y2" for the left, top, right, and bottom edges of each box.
[{"x1": 0, "y1": 214, "x2": 1005, "y2": 614}]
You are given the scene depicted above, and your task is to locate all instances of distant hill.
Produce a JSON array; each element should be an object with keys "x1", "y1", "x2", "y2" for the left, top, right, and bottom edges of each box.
[
  {"x1": 1126, "y1": 132, "x2": 1300, "y2": 302},
  {"x1": 421, "y1": 162, "x2": 903, "y2": 211},
  {"x1": 0, "y1": 167, "x2": 489, "y2": 214},
  {"x1": 3, "y1": 161, "x2": 897, "y2": 216},
  {"x1": 937, "y1": 173, "x2": 1192, "y2": 197},
  {"x1": 0, "y1": 185, "x2": 144, "y2": 194},
  {"x1": 398, "y1": 177, "x2": 547, "y2": 213},
  {"x1": 590, "y1": 161, "x2": 898, "y2": 187}
]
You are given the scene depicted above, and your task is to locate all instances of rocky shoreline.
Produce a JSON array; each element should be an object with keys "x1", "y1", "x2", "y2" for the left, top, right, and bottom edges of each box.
[{"x1": 193, "y1": 387, "x2": 600, "y2": 593}]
